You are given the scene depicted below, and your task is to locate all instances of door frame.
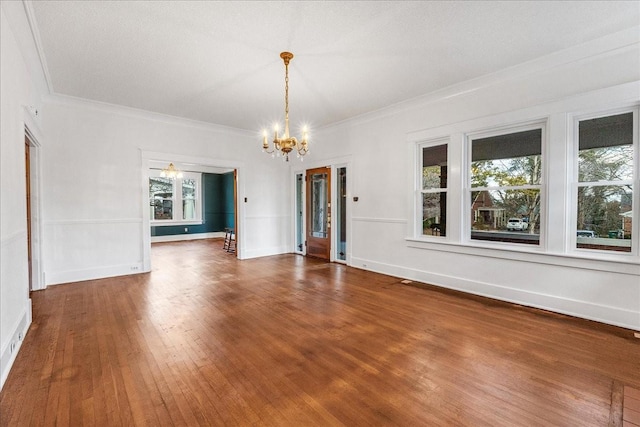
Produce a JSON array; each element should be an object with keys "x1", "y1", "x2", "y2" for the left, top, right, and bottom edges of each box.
[
  {"x1": 141, "y1": 150, "x2": 245, "y2": 271},
  {"x1": 292, "y1": 155, "x2": 352, "y2": 263},
  {"x1": 23, "y1": 108, "x2": 45, "y2": 291}
]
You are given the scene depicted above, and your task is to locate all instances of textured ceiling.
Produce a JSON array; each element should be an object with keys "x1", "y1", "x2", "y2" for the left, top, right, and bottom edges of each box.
[{"x1": 31, "y1": 1, "x2": 640, "y2": 132}]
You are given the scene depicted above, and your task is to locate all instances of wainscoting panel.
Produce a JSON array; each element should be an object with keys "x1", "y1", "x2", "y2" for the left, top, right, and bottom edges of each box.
[{"x1": 44, "y1": 219, "x2": 144, "y2": 285}]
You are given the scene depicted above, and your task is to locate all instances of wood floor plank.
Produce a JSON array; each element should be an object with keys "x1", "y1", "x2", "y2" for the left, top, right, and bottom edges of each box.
[{"x1": 1, "y1": 238, "x2": 639, "y2": 426}]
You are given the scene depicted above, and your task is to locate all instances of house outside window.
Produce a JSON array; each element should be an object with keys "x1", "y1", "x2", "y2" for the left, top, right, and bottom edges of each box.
[
  {"x1": 149, "y1": 170, "x2": 202, "y2": 225},
  {"x1": 468, "y1": 125, "x2": 544, "y2": 246},
  {"x1": 419, "y1": 142, "x2": 448, "y2": 237},
  {"x1": 574, "y1": 110, "x2": 636, "y2": 253}
]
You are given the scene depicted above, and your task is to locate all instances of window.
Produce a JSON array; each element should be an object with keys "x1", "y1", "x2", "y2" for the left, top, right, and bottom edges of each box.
[
  {"x1": 149, "y1": 170, "x2": 202, "y2": 224},
  {"x1": 419, "y1": 142, "x2": 448, "y2": 237},
  {"x1": 469, "y1": 126, "x2": 543, "y2": 245},
  {"x1": 575, "y1": 111, "x2": 635, "y2": 253}
]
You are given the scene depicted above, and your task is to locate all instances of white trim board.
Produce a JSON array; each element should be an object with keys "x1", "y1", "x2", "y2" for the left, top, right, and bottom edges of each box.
[
  {"x1": 151, "y1": 232, "x2": 225, "y2": 243},
  {"x1": 351, "y1": 256, "x2": 640, "y2": 331}
]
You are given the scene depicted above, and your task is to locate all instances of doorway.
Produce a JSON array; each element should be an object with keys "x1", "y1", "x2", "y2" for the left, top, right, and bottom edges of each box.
[
  {"x1": 306, "y1": 167, "x2": 331, "y2": 260},
  {"x1": 25, "y1": 138, "x2": 33, "y2": 290},
  {"x1": 24, "y1": 124, "x2": 43, "y2": 291},
  {"x1": 142, "y1": 152, "x2": 243, "y2": 271}
]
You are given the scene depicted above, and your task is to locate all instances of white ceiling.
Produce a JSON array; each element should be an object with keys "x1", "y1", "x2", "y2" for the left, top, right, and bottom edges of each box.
[{"x1": 31, "y1": 1, "x2": 640, "y2": 132}]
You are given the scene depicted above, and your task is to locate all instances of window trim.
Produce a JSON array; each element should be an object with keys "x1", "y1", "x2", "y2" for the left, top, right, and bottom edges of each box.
[
  {"x1": 464, "y1": 121, "x2": 547, "y2": 250},
  {"x1": 415, "y1": 138, "x2": 450, "y2": 240},
  {"x1": 149, "y1": 169, "x2": 203, "y2": 226},
  {"x1": 406, "y1": 92, "x2": 640, "y2": 269},
  {"x1": 569, "y1": 107, "x2": 639, "y2": 257}
]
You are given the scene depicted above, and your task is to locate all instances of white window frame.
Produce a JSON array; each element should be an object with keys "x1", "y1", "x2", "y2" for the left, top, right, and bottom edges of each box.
[
  {"x1": 464, "y1": 121, "x2": 547, "y2": 250},
  {"x1": 569, "y1": 106, "x2": 639, "y2": 257},
  {"x1": 149, "y1": 169, "x2": 203, "y2": 226},
  {"x1": 416, "y1": 139, "x2": 449, "y2": 240}
]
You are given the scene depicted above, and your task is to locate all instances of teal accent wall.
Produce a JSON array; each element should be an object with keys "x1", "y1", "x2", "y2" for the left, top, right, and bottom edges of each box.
[{"x1": 151, "y1": 172, "x2": 234, "y2": 236}]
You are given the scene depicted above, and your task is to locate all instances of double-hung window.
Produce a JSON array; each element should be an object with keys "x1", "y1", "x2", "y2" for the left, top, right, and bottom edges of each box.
[
  {"x1": 149, "y1": 170, "x2": 202, "y2": 225},
  {"x1": 468, "y1": 125, "x2": 544, "y2": 245},
  {"x1": 575, "y1": 110, "x2": 636, "y2": 253},
  {"x1": 419, "y1": 142, "x2": 448, "y2": 237}
]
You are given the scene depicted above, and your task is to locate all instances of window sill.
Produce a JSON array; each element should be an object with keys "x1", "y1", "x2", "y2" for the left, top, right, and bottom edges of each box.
[
  {"x1": 151, "y1": 220, "x2": 204, "y2": 227},
  {"x1": 405, "y1": 237, "x2": 640, "y2": 276}
]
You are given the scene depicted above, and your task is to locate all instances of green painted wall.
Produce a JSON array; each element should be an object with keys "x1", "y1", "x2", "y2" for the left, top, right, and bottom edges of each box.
[{"x1": 151, "y1": 172, "x2": 234, "y2": 236}]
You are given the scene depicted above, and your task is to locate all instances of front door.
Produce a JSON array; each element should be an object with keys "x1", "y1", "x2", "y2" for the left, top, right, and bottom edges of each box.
[{"x1": 306, "y1": 167, "x2": 331, "y2": 260}]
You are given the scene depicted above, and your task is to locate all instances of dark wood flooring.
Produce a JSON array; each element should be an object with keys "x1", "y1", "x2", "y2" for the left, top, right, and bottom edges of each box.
[{"x1": 1, "y1": 238, "x2": 639, "y2": 426}]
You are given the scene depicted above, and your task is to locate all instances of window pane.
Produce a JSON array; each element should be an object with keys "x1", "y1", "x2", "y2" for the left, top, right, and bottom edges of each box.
[
  {"x1": 150, "y1": 177, "x2": 173, "y2": 220},
  {"x1": 422, "y1": 144, "x2": 447, "y2": 189},
  {"x1": 310, "y1": 173, "x2": 328, "y2": 238},
  {"x1": 578, "y1": 113, "x2": 633, "y2": 182},
  {"x1": 336, "y1": 167, "x2": 347, "y2": 260},
  {"x1": 422, "y1": 192, "x2": 446, "y2": 236},
  {"x1": 471, "y1": 189, "x2": 540, "y2": 245},
  {"x1": 295, "y1": 174, "x2": 304, "y2": 252},
  {"x1": 182, "y1": 178, "x2": 196, "y2": 199},
  {"x1": 471, "y1": 129, "x2": 542, "y2": 186},
  {"x1": 577, "y1": 185, "x2": 632, "y2": 252},
  {"x1": 579, "y1": 145, "x2": 633, "y2": 182},
  {"x1": 183, "y1": 199, "x2": 196, "y2": 220},
  {"x1": 182, "y1": 178, "x2": 196, "y2": 220},
  {"x1": 471, "y1": 155, "x2": 542, "y2": 187}
]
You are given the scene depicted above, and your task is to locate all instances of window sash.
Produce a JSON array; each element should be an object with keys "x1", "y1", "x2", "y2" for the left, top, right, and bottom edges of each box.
[
  {"x1": 467, "y1": 124, "x2": 544, "y2": 246},
  {"x1": 418, "y1": 141, "x2": 449, "y2": 238},
  {"x1": 149, "y1": 169, "x2": 202, "y2": 225}
]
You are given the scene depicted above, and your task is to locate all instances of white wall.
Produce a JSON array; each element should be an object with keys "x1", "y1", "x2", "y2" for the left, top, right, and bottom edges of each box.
[
  {"x1": 312, "y1": 28, "x2": 640, "y2": 330},
  {"x1": 40, "y1": 96, "x2": 291, "y2": 284},
  {"x1": 0, "y1": 3, "x2": 46, "y2": 389}
]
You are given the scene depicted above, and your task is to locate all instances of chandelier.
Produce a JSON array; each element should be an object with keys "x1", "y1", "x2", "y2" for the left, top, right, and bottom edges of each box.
[
  {"x1": 262, "y1": 52, "x2": 309, "y2": 162},
  {"x1": 160, "y1": 163, "x2": 183, "y2": 179}
]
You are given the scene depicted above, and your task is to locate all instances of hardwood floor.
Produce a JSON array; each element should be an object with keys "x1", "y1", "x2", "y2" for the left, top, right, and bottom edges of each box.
[{"x1": 1, "y1": 239, "x2": 639, "y2": 426}]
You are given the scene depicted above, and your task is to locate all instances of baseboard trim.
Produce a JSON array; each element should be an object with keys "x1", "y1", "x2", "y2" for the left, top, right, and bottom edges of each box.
[
  {"x1": 47, "y1": 262, "x2": 145, "y2": 286},
  {"x1": 151, "y1": 232, "x2": 225, "y2": 243},
  {"x1": 242, "y1": 246, "x2": 290, "y2": 260},
  {"x1": 0, "y1": 303, "x2": 31, "y2": 391},
  {"x1": 350, "y1": 256, "x2": 640, "y2": 331}
]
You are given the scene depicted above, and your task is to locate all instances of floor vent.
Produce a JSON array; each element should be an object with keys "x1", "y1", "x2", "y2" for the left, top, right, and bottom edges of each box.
[{"x1": 400, "y1": 280, "x2": 413, "y2": 285}]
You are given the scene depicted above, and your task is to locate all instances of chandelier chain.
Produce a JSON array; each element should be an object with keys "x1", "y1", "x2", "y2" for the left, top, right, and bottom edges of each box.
[{"x1": 284, "y1": 62, "x2": 289, "y2": 130}]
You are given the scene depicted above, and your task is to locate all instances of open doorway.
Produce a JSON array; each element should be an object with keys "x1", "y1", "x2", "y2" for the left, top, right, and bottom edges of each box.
[
  {"x1": 141, "y1": 152, "x2": 243, "y2": 272},
  {"x1": 294, "y1": 163, "x2": 349, "y2": 262},
  {"x1": 24, "y1": 124, "x2": 44, "y2": 291}
]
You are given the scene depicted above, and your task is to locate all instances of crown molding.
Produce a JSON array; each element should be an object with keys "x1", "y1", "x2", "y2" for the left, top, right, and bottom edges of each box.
[
  {"x1": 322, "y1": 26, "x2": 640, "y2": 132},
  {"x1": 0, "y1": 1, "x2": 50, "y2": 98},
  {"x1": 22, "y1": 0, "x2": 53, "y2": 93},
  {"x1": 44, "y1": 93, "x2": 255, "y2": 137}
]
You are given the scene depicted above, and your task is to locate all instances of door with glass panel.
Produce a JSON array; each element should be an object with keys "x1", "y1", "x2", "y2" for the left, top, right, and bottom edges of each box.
[
  {"x1": 306, "y1": 167, "x2": 331, "y2": 260},
  {"x1": 295, "y1": 173, "x2": 305, "y2": 254},
  {"x1": 336, "y1": 167, "x2": 347, "y2": 261}
]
